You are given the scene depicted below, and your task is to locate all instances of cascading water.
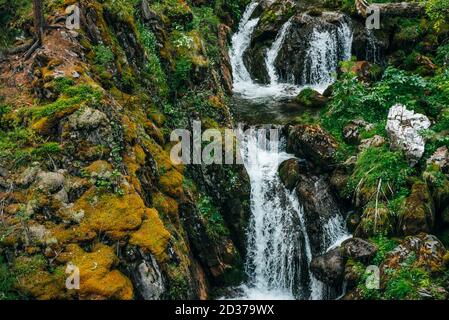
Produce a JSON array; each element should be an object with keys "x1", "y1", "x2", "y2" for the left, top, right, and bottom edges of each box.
[
  {"x1": 265, "y1": 18, "x2": 293, "y2": 85},
  {"x1": 228, "y1": 2, "x2": 352, "y2": 300},
  {"x1": 229, "y1": 4, "x2": 301, "y2": 100},
  {"x1": 234, "y1": 132, "x2": 319, "y2": 300},
  {"x1": 230, "y1": 3, "x2": 353, "y2": 100},
  {"x1": 300, "y1": 19, "x2": 353, "y2": 92}
]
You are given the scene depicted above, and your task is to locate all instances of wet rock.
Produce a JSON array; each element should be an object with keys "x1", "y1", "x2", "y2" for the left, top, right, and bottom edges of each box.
[
  {"x1": 295, "y1": 88, "x2": 328, "y2": 109},
  {"x1": 130, "y1": 251, "x2": 166, "y2": 300},
  {"x1": 386, "y1": 104, "x2": 431, "y2": 166},
  {"x1": 296, "y1": 174, "x2": 342, "y2": 254},
  {"x1": 382, "y1": 233, "x2": 446, "y2": 273},
  {"x1": 427, "y1": 146, "x2": 449, "y2": 173},
  {"x1": 278, "y1": 159, "x2": 306, "y2": 191},
  {"x1": 341, "y1": 238, "x2": 377, "y2": 264},
  {"x1": 286, "y1": 124, "x2": 338, "y2": 172},
  {"x1": 275, "y1": 12, "x2": 352, "y2": 85},
  {"x1": 310, "y1": 248, "x2": 345, "y2": 286},
  {"x1": 358, "y1": 135, "x2": 386, "y2": 152},
  {"x1": 244, "y1": 0, "x2": 296, "y2": 84},
  {"x1": 398, "y1": 181, "x2": 435, "y2": 236}
]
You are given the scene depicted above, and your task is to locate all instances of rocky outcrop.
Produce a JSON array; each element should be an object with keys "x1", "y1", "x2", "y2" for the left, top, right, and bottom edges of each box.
[
  {"x1": 296, "y1": 174, "x2": 342, "y2": 254},
  {"x1": 278, "y1": 159, "x2": 306, "y2": 191},
  {"x1": 382, "y1": 233, "x2": 446, "y2": 274},
  {"x1": 340, "y1": 238, "x2": 377, "y2": 264},
  {"x1": 342, "y1": 119, "x2": 373, "y2": 145},
  {"x1": 286, "y1": 124, "x2": 338, "y2": 172},
  {"x1": 310, "y1": 248, "x2": 345, "y2": 286},
  {"x1": 386, "y1": 104, "x2": 431, "y2": 166}
]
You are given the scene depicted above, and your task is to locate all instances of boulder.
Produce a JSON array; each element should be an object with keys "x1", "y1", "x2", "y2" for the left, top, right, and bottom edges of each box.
[
  {"x1": 286, "y1": 124, "x2": 338, "y2": 172},
  {"x1": 385, "y1": 104, "x2": 431, "y2": 166},
  {"x1": 36, "y1": 171, "x2": 65, "y2": 194},
  {"x1": 310, "y1": 248, "x2": 345, "y2": 286},
  {"x1": 296, "y1": 174, "x2": 342, "y2": 254},
  {"x1": 278, "y1": 159, "x2": 306, "y2": 191},
  {"x1": 398, "y1": 181, "x2": 435, "y2": 236},
  {"x1": 295, "y1": 88, "x2": 328, "y2": 109},
  {"x1": 340, "y1": 237, "x2": 377, "y2": 264}
]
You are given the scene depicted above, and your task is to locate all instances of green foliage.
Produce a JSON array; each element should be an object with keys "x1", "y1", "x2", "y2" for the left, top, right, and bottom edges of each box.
[
  {"x1": 346, "y1": 145, "x2": 414, "y2": 200},
  {"x1": 172, "y1": 57, "x2": 192, "y2": 90},
  {"x1": 0, "y1": 0, "x2": 31, "y2": 50},
  {"x1": 422, "y1": 0, "x2": 449, "y2": 32},
  {"x1": 93, "y1": 45, "x2": 115, "y2": 66},
  {"x1": 197, "y1": 194, "x2": 229, "y2": 241},
  {"x1": 0, "y1": 256, "x2": 17, "y2": 300},
  {"x1": 370, "y1": 234, "x2": 398, "y2": 266},
  {"x1": 190, "y1": 7, "x2": 220, "y2": 65},
  {"x1": 137, "y1": 22, "x2": 169, "y2": 97},
  {"x1": 26, "y1": 83, "x2": 102, "y2": 120}
]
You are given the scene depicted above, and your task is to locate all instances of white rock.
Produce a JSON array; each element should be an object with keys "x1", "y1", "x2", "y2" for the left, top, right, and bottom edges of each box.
[{"x1": 386, "y1": 104, "x2": 431, "y2": 166}]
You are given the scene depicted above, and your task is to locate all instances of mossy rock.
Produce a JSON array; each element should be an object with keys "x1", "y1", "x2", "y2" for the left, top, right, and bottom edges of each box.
[
  {"x1": 295, "y1": 88, "x2": 328, "y2": 109},
  {"x1": 278, "y1": 159, "x2": 304, "y2": 191},
  {"x1": 398, "y1": 181, "x2": 435, "y2": 236},
  {"x1": 355, "y1": 202, "x2": 394, "y2": 238}
]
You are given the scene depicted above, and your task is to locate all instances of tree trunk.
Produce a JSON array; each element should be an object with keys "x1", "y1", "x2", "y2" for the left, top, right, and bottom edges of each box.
[{"x1": 33, "y1": 0, "x2": 44, "y2": 43}]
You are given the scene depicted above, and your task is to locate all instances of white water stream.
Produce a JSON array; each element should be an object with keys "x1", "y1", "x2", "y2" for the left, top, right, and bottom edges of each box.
[{"x1": 228, "y1": 2, "x2": 352, "y2": 300}]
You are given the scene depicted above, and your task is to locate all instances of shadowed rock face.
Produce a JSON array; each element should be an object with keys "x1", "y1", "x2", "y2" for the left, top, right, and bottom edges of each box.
[
  {"x1": 275, "y1": 12, "x2": 352, "y2": 85},
  {"x1": 310, "y1": 248, "x2": 345, "y2": 286}
]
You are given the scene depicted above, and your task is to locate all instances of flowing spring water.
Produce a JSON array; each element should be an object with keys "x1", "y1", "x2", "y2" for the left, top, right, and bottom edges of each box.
[
  {"x1": 235, "y1": 132, "x2": 317, "y2": 300},
  {"x1": 230, "y1": 3, "x2": 302, "y2": 100},
  {"x1": 229, "y1": 3, "x2": 353, "y2": 100},
  {"x1": 300, "y1": 19, "x2": 353, "y2": 92},
  {"x1": 228, "y1": 2, "x2": 352, "y2": 300}
]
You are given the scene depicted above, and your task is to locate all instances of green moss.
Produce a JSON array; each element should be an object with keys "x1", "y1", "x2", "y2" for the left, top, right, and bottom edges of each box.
[{"x1": 0, "y1": 256, "x2": 18, "y2": 300}]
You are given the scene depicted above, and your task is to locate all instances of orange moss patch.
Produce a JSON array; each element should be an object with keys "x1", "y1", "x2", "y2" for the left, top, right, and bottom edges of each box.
[
  {"x1": 159, "y1": 169, "x2": 184, "y2": 199},
  {"x1": 84, "y1": 160, "x2": 112, "y2": 175},
  {"x1": 122, "y1": 115, "x2": 138, "y2": 144},
  {"x1": 153, "y1": 192, "x2": 179, "y2": 222},
  {"x1": 72, "y1": 186, "x2": 145, "y2": 240},
  {"x1": 13, "y1": 255, "x2": 69, "y2": 300},
  {"x1": 129, "y1": 208, "x2": 171, "y2": 262},
  {"x1": 58, "y1": 244, "x2": 133, "y2": 300}
]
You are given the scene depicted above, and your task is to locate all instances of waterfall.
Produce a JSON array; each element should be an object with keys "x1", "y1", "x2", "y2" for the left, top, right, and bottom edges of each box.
[
  {"x1": 226, "y1": 3, "x2": 352, "y2": 300},
  {"x1": 301, "y1": 19, "x2": 353, "y2": 92},
  {"x1": 229, "y1": 3, "x2": 353, "y2": 100},
  {"x1": 366, "y1": 28, "x2": 382, "y2": 65},
  {"x1": 229, "y1": 2, "x2": 260, "y2": 86},
  {"x1": 229, "y1": 3, "x2": 301, "y2": 100},
  {"x1": 235, "y1": 132, "x2": 318, "y2": 300},
  {"x1": 265, "y1": 18, "x2": 293, "y2": 85}
]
